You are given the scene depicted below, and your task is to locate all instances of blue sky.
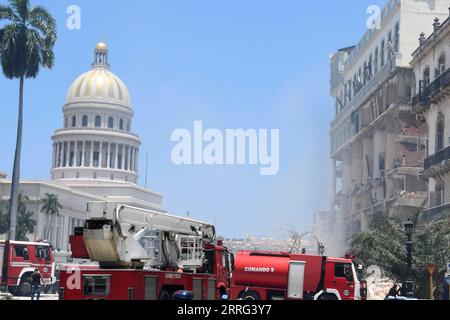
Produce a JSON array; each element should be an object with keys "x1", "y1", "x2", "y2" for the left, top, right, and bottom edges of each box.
[{"x1": 0, "y1": 0, "x2": 386, "y2": 238}]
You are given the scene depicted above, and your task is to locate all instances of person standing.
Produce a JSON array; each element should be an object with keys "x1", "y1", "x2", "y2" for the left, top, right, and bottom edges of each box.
[{"x1": 31, "y1": 269, "x2": 42, "y2": 301}]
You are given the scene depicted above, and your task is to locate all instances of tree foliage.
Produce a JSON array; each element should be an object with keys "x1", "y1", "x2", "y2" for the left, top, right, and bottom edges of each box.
[
  {"x1": 40, "y1": 193, "x2": 63, "y2": 240},
  {"x1": 0, "y1": 0, "x2": 57, "y2": 79},
  {"x1": 0, "y1": 193, "x2": 36, "y2": 241},
  {"x1": 349, "y1": 208, "x2": 450, "y2": 299}
]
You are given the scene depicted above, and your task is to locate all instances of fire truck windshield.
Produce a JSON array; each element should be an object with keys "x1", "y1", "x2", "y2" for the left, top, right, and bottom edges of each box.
[
  {"x1": 203, "y1": 249, "x2": 215, "y2": 274},
  {"x1": 36, "y1": 246, "x2": 51, "y2": 261}
]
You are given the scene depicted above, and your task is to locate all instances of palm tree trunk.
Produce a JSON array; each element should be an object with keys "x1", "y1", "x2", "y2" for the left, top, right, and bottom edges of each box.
[
  {"x1": 8, "y1": 74, "x2": 25, "y2": 241},
  {"x1": 47, "y1": 213, "x2": 54, "y2": 242}
]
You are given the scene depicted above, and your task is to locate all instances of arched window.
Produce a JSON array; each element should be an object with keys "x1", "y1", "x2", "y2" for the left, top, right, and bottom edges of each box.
[
  {"x1": 108, "y1": 117, "x2": 114, "y2": 129},
  {"x1": 424, "y1": 68, "x2": 431, "y2": 86},
  {"x1": 71, "y1": 115, "x2": 77, "y2": 128},
  {"x1": 95, "y1": 115, "x2": 102, "y2": 128},
  {"x1": 119, "y1": 119, "x2": 124, "y2": 130},
  {"x1": 438, "y1": 54, "x2": 446, "y2": 76},
  {"x1": 82, "y1": 115, "x2": 88, "y2": 127},
  {"x1": 436, "y1": 112, "x2": 445, "y2": 152}
]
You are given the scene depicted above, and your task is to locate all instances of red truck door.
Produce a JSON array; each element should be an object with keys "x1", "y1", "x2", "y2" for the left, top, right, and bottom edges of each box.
[{"x1": 328, "y1": 261, "x2": 355, "y2": 300}]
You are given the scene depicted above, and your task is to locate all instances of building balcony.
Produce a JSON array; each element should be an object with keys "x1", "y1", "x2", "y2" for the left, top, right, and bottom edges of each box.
[
  {"x1": 423, "y1": 146, "x2": 450, "y2": 177},
  {"x1": 412, "y1": 67, "x2": 450, "y2": 108},
  {"x1": 422, "y1": 203, "x2": 450, "y2": 223}
]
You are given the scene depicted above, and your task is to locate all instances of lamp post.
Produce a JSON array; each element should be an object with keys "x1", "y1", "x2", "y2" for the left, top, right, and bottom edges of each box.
[
  {"x1": 318, "y1": 243, "x2": 325, "y2": 256},
  {"x1": 404, "y1": 219, "x2": 415, "y2": 297}
]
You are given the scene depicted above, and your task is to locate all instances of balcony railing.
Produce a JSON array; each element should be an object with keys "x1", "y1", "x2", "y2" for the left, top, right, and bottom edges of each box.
[
  {"x1": 422, "y1": 203, "x2": 450, "y2": 223},
  {"x1": 424, "y1": 146, "x2": 450, "y2": 171},
  {"x1": 412, "y1": 66, "x2": 450, "y2": 107}
]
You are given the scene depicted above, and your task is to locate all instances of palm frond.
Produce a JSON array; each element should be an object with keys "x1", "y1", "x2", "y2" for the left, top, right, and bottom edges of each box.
[
  {"x1": 8, "y1": 0, "x2": 30, "y2": 22},
  {"x1": 0, "y1": 4, "x2": 20, "y2": 23}
]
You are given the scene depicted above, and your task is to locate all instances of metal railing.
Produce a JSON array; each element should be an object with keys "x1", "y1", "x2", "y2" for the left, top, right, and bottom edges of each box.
[
  {"x1": 412, "y1": 66, "x2": 450, "y2": 107},
  {"x1": 422, "y1": 203, "x2": 450, "y2": 223},
  {"x1": 424, "y1": 146, "x2": 450, "y2": 171}
]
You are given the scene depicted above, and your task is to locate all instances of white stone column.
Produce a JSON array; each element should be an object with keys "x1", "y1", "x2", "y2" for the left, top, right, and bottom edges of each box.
[
  {"x1": 90, "y1": 141, "x2": 94, "y2": 167},
  {"x1": 135, "y1": 149, "x2": 139, "y2": 173},
  {"x1": 74, "y1": 141, "x2": 78, "y2": 167},
  {"x1": 130, "y1": 147, "x2": 134, "y2": 172},
  {"x1": 127, "y1": 146, "x2": 132, "y2": 171},
  {"x1": 99, "y1": 142, "x2": 103, "y2": 168},
  {"x1": 59, "y1": 142, "x2": 63, "y2": 167},
  {"x1": 81, "y1": 141, "x2": 86, "y2": 167},
  {"x1": 115, "y1": 144, "x2": 119, "y2": 169},
  {"x1": 107, "y1": 143, "x2": 111, "y2": 168}
]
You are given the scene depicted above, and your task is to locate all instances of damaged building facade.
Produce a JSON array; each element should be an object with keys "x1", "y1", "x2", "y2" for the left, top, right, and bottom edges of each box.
[
  {"x1": 411, "y1": 14, "x2": 450, "y2": 223},
  {"x1": 324, "y1": 0, "x2": 449, "y2": 255}
]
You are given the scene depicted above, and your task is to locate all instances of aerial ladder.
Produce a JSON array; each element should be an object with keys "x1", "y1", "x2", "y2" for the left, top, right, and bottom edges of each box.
[{"x1": 81, "y1": 202, "x2": 216, "y2": 271}]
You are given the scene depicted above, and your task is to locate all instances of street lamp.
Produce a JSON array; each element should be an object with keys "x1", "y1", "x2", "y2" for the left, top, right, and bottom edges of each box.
[
  {"x1": 318, "y1": 243, "x2": 325, "y2": 256},
  {"x1": 404, "y1": 219, "x2": 415, "y2": 297}
]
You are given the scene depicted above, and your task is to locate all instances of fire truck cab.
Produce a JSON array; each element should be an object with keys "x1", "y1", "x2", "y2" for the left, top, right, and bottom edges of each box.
[
  {"x1": 231, "y1": 251, "x2": 366, "y2": 301},
  {"x1": 0, "y1": 240, "x2": 55, "y2": 296}
]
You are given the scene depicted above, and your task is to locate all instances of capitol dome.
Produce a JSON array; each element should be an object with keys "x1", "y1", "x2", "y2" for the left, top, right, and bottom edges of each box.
[
  {"x1": 66, "y1": 43, "x2": 131, "y2": 109},
  {"x1": 51, "y1": 42, "x2": 141, "y2": 184}
]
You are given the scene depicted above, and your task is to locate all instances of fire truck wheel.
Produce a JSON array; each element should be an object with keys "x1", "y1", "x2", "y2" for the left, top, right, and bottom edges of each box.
[
  {"x1": 17, "y1": 277, "x2": 33, "y2": 297},
  {"x1": 239, "y1": 291, "x2": 261, "y2": 301},
  {"x1": 318, "y1": 293, "x2": 338, "y2": 301},
  {"x1": 159, "y1": 289, "x2": 172, "y2": 300}
]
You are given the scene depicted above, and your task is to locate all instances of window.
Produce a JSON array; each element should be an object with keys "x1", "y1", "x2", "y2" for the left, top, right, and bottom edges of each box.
[
  {"x1": 119, "y1": 119, "x2": 124, "y2": 130},
  {"x1": 108, "y1": 117, "x2": 114, "y2": 129},
  {"x1": 387, "y1": 31, "x2": 392, "y2": 57},
  {"x1": 381, "y1": 40, "x2": 385, "y2": 67},
  {"x1": 82, "y1": 115, "x2": 88, "y2": 127},
  {"x1": 436, "y1": 113, "x2": 445, "y2": 152},
  {"x1": 374, "y1": 47, "x2": 379, "y2": 74},
  {"x1": 334, "y1": 263, "x2": 353, "y2": 280},
  {"x1": 36, "y1": 246, "x2": 51, "y2": 261},
  {"x1": 71, "y1": 115, "x2": 77, "y2": 128},
  {"x1": 424, "y1": 68, "x2": 431, "y2": 86},
  {"x1": 83, "y1": 276, "x2": 111, "y2": 296},
  {"x1": 14, "y1": 246, "x2": 30, "y2": 261},
  {"x1": 95, "y1": 115, "x2": 101, "y2": 128},
  {"x1": 438, "y1": 55, "x2": 446, "y2": 77},
  {"x1": 394, "y1": 22, "x2": 400, "y2": 52}
]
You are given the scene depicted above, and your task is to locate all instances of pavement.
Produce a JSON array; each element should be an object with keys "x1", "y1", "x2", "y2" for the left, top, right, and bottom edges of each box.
[{"x1": 0, "y1": 293, "x2": 59, "y2": 301}]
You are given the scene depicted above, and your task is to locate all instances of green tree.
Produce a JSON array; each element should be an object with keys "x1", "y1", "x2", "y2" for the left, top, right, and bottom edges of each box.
[
  {"x1": 40, "y1": 193, "x2": 62, "y2": 241},
  {"x1": 0, "y1": 194, "x2": 36, "y2": 241},
  {"x1": 16, "y1": 194, "x2": 36, "y2": 241},
  {"x1": 0, "y1": 0, "x2": 56, "y2": 240},
  {"x1": 0, "y1": 204, "x2": 8, "y2": 235},
  {"x1": 349, "y1": 209, "x2": 450, "y2": 299}
]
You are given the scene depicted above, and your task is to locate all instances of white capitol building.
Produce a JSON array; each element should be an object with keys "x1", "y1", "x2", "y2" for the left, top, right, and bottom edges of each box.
[{"x1": 0, "y1": 43, "x2": 164, "y2": 254}]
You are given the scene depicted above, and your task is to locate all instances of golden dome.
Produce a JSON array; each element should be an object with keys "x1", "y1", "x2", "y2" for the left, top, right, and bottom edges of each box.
[
  {"x1": 66, "y1": 42, "x2": 131, "y2": 108},
  {"x1": 96, "y1": 42, "x2": 108, "y2": 50},
  {"x1": 66, "y1": 69, "x2": 131, "y2": 108}
]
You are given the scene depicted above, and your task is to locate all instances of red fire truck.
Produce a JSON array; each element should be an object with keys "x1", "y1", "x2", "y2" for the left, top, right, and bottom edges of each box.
[
  {"x1": 59, "y1": 203, "x2": 233, "y2": 300},
  {"x1": 231, "y1": 251, "x2": 367, "y2": 301},
  {"x1": 59, "y1": 202, "x2": 365, "y2": 301},
  {"x1": 0, "y1": 240, "x2": 55, "y2": 296}
]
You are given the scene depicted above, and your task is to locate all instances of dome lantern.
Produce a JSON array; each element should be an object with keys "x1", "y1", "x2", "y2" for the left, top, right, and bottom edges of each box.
[{"x1": 93, "y1": 42, "x2": 109, "y2": 69}]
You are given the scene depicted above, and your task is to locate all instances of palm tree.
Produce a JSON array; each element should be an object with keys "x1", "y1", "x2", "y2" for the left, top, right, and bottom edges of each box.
[
  {"x1": 0, "y1": 0, "x2": 57, "y2": 241},
  {"x1": 0, "y1": 194, "x2": 36, "y2": 240},
  {"x1": 40, "y1": 193, "x2": 62, "y2": 241},
  {"x1": 15, "y1": 194, "x2": 36, "y2": 241},
  {"x1": 349, "y1": 208, "x2": 450, "y2": 299}
]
